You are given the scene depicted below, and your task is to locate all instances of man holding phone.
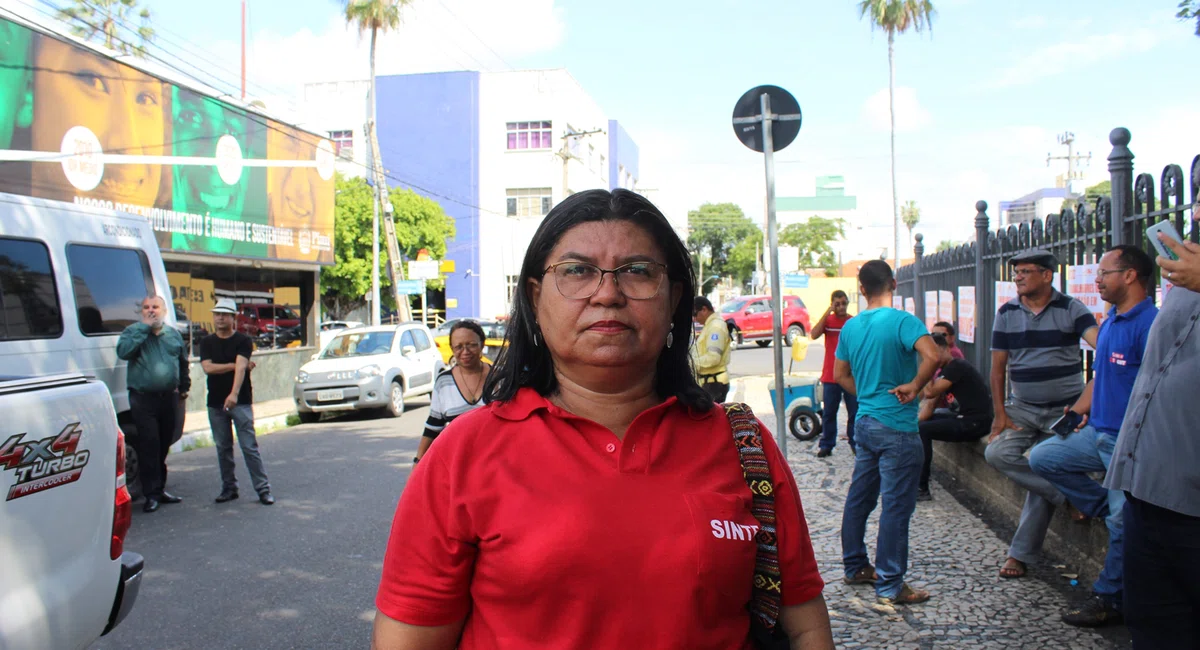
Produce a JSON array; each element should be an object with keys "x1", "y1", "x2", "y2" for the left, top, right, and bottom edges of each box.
[
  {"x1": 200, "y1": 299, "x2": 274, "y2": 506},
  {"x1": 1104, "y1": 200, "x2": 1200, "y2": 646},
  {"x1": 987, "y1": 249, "x2": 1099, "y2": 580},
  {"x1": 1029, "y1": 245, "x2": 1157, "y2": 627}
]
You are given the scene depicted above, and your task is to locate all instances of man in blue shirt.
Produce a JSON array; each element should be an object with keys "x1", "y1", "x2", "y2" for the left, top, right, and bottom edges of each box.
[
  {"x1": 834, "y1": 260, "x2": 940, "y2": 605},
  {"x1": 1029, "y1": 245, "x2": 1157, "y2": 627}
]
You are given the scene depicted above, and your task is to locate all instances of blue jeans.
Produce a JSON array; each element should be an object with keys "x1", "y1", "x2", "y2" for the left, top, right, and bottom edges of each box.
[
  {"x1": 208, "y1": 405, "x2": 271, "y2": 495},
  {"x1": 819, "y1": 382, "x2": 858, "y2": 452},
  {"x1": 841, "y1": 416, "x2": 924, "y2": 599},
  {"x1": 1029, "y1": 426, "x2": 1124, "y2": 606}
]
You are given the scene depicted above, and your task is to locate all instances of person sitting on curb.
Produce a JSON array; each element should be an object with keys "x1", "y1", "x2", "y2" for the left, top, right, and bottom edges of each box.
[
  {"x1": 916, "y1": 333, "x2": 992, "y2": 502},
  {"x1": 987, "y1": 249, "x2": 1099, "y2": 579},
  {"x1": 931, "y1": 321, "x2": 965, "y2": 360},
  {"x1": 1029, "y1": 245, "x2": 1157, "y2": 628}
]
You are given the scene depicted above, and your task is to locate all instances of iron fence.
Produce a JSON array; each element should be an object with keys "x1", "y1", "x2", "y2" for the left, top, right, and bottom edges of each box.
[{"x1": 896, "y1": 127, "x2": 1199, "y2": 380}]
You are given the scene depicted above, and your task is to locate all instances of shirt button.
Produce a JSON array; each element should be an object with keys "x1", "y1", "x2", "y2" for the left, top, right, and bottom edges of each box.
[
  {"x1": 605, "y1": 443, "x2": 616, "y2": 453},
  {"x1": 1144, "y1": 393, "x2": 1151, "y2": 399}
]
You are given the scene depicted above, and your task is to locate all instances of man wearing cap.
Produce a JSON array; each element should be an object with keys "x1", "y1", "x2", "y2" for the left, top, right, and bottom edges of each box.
[
  {"x1": 200, "y1": 299, "x2": 274, "y2": 505},
  {"x1": 987, "y1": 249, "x2": 1098, "y2": 579},
  {"x1": 117, "y1": 295, "x2": 191, "y2": 513},
  {"x1": 691, "y1": 296, "x2": 732, "y2": 402}
]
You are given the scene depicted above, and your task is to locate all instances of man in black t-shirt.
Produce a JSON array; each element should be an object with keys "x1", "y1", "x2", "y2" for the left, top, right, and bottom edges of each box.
[
  {"x1": 200, "y1": 299, "x2": 274, "y2": 505},
  {"x1": 916, "y1": 333, "x2": 993, "y2": 501}
]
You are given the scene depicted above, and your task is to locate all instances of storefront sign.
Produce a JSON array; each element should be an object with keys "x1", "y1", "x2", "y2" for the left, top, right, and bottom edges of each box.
[{"x1": 0, "y1": 17, "x2": 335, "y2": 264}]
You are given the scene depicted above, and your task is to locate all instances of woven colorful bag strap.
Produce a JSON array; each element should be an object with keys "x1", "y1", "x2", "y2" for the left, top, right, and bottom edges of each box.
[{"x1": 724, "y1": 402, "x2": 783, "y2": 634}]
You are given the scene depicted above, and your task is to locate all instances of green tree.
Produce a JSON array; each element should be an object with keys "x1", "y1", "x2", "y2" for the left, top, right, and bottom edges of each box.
[
  {"x1": 725, "y1": 230, "x2": 763, "y2": 286},
  {"x1": 1179, "y1": 0, "x2": 1200, "y2": 36},
  {"x1": 1068, "y1": 180, "x2": 1111, "y2": 211},
  {"x1": 858, "y1": 0, "x2": 936, "y2": 267},
  {"x1": 779, "y1": 216, "x2": 847, "y2": 276},
  {"x1": 901, "y1": 199, "x2": 921, "y2": 246},
  {"x1": 320, "y1": 175, "x2": 454, "y2": 318},
  {"x1": 935, "y1": 240, "x2": 957, "y2": 252},
  {"x1": 687, "y1": 203, "x2": 757, "y2": 280},
  {"x1": 344, "y1": 0, "x2": 411, "y2": 130},
  {"x1": 58, "y1": 0, "x2": 155, "y2": 57}
]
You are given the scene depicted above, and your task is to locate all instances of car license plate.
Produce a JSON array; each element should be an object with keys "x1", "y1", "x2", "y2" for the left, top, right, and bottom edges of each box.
[{"x1": 316, "y1": 389, "x2": 344, "y2": 402}]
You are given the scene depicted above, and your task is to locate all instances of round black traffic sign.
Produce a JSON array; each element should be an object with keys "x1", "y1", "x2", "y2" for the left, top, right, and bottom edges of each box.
[{"x1": 732, "y1": 85, "x2": 802, "y2": 153}]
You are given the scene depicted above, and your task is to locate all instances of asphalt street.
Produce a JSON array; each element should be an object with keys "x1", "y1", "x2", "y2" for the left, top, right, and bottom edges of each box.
[
  {"x1": 92, "y1": 403, "x2": 432, "y2": 650},
  {"x1": 727, "y1": 339, "x2": 825, "y2": 378}
]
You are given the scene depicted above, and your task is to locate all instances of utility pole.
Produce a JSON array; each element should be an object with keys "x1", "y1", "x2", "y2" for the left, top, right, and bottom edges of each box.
[
  {"x1": 557, "y1": 127, "x2": 604, "y2": 197},
  {"x1": 1047, "y1": 131, "x2": 1092, "y2": 198},
  {"x1": 240, "y1": 0, "x2": 246, "y2": 100},
  {"x1": 365, "y1": 120, "x2": 411, "y2": 323}
]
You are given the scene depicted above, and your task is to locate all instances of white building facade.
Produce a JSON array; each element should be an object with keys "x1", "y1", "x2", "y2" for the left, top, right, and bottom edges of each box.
[{"x1": 302, "y1": 69, "x2": 639, "y2": 321}]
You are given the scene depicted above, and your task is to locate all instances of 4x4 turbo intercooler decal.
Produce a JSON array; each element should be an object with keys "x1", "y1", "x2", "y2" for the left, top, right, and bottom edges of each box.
[{"x1": 0, "y1": 423, "x2": 90, "y2": 501}]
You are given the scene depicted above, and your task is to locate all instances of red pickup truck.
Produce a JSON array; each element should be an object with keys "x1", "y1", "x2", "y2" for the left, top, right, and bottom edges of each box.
[
  {"x1": 237, "y1": 303, "x2": 302, "y2": 337},
  {"x1": 720, "y1": 295, "x2": 812, "y2": 347}
]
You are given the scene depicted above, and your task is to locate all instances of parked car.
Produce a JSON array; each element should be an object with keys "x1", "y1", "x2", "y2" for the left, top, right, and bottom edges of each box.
[
  {"x1": 173, "y1": 303, "x2": 208, "y2": 344},
  {"x1": 237, "y1": 303, "x2": 301, "y2": 337},
  {"x1": 433, "y1": 319, "x2": 509, "y2": 364},
  {"x1": 256, "y1": 324, "x2": 302, "y2": 350},
  {"x1": 293, "y1": 323, "x2": 444, "y2": 422},
  {"x1": 720, "y1": 295, "x2": 812, "y2": 347},
  {"x1": 0, "y1": 373, "x2": 143, "y2": 648},
  {"x1": 0, "y1": 192, "x2": 177, "y2": 501}
]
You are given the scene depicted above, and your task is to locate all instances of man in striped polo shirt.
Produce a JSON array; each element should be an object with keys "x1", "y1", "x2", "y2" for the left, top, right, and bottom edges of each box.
[{"x1": 986, "y1": 249, "x2": 1099, "y2": 579}]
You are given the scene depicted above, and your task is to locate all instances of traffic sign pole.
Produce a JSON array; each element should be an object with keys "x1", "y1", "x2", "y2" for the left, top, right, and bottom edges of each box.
[{"x1": 760, "y1": 92, "x2": 787, "y2": 457}]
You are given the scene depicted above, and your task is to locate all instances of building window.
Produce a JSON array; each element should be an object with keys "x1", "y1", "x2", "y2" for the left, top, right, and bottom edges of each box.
[
  {"x1": 329, "y1": 130, "x2": 354, "y2": 159},
  {"x1": 505, "y1": 274, "x2": 519, "y2": 309},
  {"x1": 506, "y1": 188, "x2": 552, "y2": 218},
  {"x1": 506, "y1": 121, "x2": 552, "y2": 150}
]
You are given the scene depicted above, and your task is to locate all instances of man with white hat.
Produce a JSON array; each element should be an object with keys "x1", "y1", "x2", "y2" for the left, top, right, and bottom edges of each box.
[{"x1": 200, "y1": 298, "x2": 274, "y2": 505}]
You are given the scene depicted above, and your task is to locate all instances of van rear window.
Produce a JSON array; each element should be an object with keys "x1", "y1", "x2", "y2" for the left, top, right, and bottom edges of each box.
[
  {"x1": 0, "y1": 237, "x2": 63, "y2": 341},
  {"x1": 65, "y1": 245, "x2": 155, "y2": 335}
]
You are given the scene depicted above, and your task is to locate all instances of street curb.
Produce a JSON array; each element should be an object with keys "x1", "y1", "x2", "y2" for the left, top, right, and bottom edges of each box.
[{"x1": 170, "y1": 412, "x2": 294, "y2": 454}]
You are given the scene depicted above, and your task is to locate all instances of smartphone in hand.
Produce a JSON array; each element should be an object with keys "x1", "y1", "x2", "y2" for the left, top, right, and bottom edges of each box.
[
  {"x1": 1051, "y1": 411, "x2": 1084, "y2": 437},
  {"x1": 1146, "y1": 221, "x2": 1184, "y2": 261}
]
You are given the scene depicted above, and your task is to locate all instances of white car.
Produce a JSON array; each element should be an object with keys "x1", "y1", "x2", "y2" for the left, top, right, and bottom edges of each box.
[
  {"x1": 317, "y1": 320, "x2": 365, "y2": 352},
  {"x1": 294, "y1": 323, "x2": 443, "y2": 422}
]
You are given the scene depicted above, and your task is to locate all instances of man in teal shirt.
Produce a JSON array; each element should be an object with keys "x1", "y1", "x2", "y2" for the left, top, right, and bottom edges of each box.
[
  {"x1": 834, "y1": 260, "x2": 940, "y2": 605},
  {"x1": 117, "y1": 296, "x2": 191, "y2": 513}
]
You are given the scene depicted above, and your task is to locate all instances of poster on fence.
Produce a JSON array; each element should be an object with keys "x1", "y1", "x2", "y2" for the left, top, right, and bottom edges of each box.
[
  {"x1": 924, "y1": 291, "x2": 938, "y2": 329},
  {"x1": 938, "y1": 290, "x2": 954, "y2": 324},
  {"x1": 995, "y1": 281, "x2": 1018, "y2": 308},
  {"x1": 958, "y1": 286, "x2": 976, "y2": 343},
  {"x1": 905, "y1": 297, "x2": 915, "y2": 316},
  {"x1": 1067, "y1": 264, "x2": 1108, "y2": 350},
  {"x1": 893, "y1": 296, "x2": 903, "y2": 311}
]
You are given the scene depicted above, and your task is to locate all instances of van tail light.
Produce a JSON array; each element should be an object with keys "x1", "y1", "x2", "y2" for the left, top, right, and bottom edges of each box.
[{"x1": 111, "y1": 426, "x2": 132, "y2": 560}]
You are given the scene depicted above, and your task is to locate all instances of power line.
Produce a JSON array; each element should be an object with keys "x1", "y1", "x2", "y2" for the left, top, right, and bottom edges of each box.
[{"x1": 431, "y1": 0, "x2": 513, "y2": 71}]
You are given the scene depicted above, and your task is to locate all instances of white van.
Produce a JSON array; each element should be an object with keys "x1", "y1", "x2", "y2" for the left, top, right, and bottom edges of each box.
[{"x1": 0, "y1": 193, "x2": 176, "y2": 498}]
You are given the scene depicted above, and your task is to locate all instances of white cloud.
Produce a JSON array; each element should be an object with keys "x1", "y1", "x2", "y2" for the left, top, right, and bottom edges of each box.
[
  {"x1": 861, "y1": 87, "x2": 932, "y2": 133},
  {"x1": 196, "y1": 0, "x2": 567, "y2": 110},
  {"x1": 1010, "y1": 15, "x2": 1048, "y2": 30},
  {"x1": 981, "y1": 27, "x2": 1160, "y2": 89}
]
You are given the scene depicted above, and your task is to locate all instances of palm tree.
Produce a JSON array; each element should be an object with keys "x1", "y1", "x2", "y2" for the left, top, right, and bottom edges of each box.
[
  {"x1": 343, "y1": 0, "x2": 412, "y2": 325},
  {"x1": 858, "y1": 0, "x2": 935, "y2": 268},
  {"x1": 58, "y1": 0, "x2": 155, "y2": 57},
  {"x1": 901, "y1": 199, "x2": 920, "y2": 251}
]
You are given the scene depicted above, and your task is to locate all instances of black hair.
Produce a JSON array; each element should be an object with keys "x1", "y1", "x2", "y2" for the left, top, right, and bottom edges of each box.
[
  {"x1": 931, "y1": 332, "x2": 949, "y2": 348},
  {"x1": 1109, "y1": 244, "x2": 1153, "y2": 289},
  {"x1": 858, "y1": 260, "x2": 894, "y2": 299},
  {"x1": 448, "y1": 319, "x2": 486, "y2": 348},
  {"x1": 482, "y1": 189, "x2": 710, "y2": 411},
  {"x1": 693, "y1": 296, "x2": 714, "y2": 313},
  {"x1": 831, "y1": 290, "x2": 849, "y2": 301},
  {"x1": 933, "y1": 321, "x2": 955, "y2": 336}
]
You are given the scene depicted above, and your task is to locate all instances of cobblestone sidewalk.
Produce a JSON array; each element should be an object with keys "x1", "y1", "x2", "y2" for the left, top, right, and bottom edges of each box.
[{"x1": 735, "y1": 377, "x2": 1126, "y2": 650}]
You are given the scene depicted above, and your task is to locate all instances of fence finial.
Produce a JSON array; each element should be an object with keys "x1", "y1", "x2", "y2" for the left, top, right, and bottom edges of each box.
[
  {"x1": 1108, "y1": 127, "x2": 1134, "y2": 246},
  {"x1": 914, "y1": 233, "x2": 924, "y2": 258}
]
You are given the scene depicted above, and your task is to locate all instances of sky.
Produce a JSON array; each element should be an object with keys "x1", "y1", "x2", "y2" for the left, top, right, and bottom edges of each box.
[{"x1": 5, "y1": 0, "x2": 1199, "y2": 254}]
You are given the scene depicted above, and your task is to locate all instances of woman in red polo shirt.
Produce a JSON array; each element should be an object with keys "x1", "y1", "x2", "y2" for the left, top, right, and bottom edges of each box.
[{"x1": 373, "y1": 189, "x2": 833, "y2": 649}]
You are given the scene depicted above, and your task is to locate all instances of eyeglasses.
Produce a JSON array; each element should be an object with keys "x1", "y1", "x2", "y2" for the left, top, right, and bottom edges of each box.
[
  {"x1": 1096, "y1": 268, "x2": 1131, "y2": 278},
  {"x1": 451, "y1": 342, "x2": 481, "y2": 353},
  {"x1": 1011, "y1": 268, "x2": 1051, "y2": 278},
  {"x1": 543, "y1": 261, "x2": 668, "y2": 300}
]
